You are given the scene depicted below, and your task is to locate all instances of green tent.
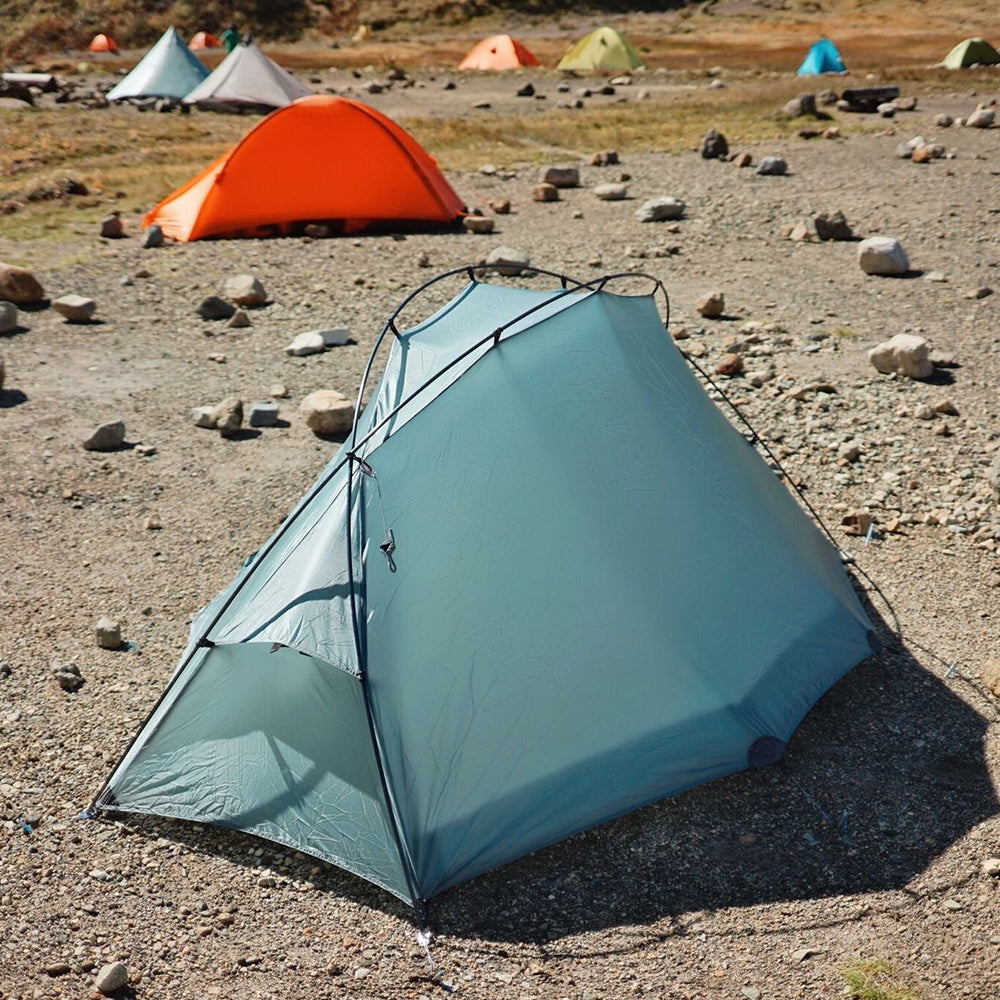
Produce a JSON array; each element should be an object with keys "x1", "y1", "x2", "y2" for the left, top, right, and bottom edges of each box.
[
  {"x1": 557, "y1": 26, "x2": 645, "y2": 72},
  {"x1": 91, "y1": 270, "x2": 876, "y2": 917},
  {"x1": 107, "y1": 26, "x2": 208, "y2": 101},
  {"x1": 939, "y1": 37, "x2": 1000, "y2": 68}
]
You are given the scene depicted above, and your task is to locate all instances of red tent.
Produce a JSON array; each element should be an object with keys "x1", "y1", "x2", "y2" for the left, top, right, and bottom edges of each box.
[
  {"x1": 459, "y1": 34, "x2": 540, "y2": 70},
  {"x1": 88, "y1": 33, "x2": 118, "y2": 53},
  {"x1": 190, "y1": 31, "x2": 222, "y2": 50}
]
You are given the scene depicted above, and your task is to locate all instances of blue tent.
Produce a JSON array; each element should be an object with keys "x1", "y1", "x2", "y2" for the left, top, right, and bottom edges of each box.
[
  {"x1": 797, "y1": 38, "x2": 846, "y2": 75},
  {"x1": 107, "y1": 26, "x2": 208, "y2": 101},
  {"x1": 91, "y1": 270, "x2": 876, "y2": 916}
]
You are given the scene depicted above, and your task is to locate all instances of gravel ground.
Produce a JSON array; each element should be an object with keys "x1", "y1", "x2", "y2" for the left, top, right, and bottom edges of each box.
[{"x1": 2, "y1": 81, "x2": 1000, "y2": 1000}]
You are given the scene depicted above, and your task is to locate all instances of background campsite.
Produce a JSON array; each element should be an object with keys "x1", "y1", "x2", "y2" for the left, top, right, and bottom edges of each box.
[{"x1": 2, "y1": 0, "x2": 1000, "y2": 998}]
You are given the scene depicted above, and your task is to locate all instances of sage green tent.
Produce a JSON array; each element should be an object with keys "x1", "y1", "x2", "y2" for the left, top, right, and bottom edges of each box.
[
  {"x1": 557, "y1": 26, "x2": 644, "y2": 72},
  {"x1": 91, "y1": 269, "x2": 876, "y2": 916},
  {"x1": 107, "y1": 26, "x2": 208, "y2": 101},
  {"x1": 939, "y1": 37, "x2": 1000, "y2": 68}
]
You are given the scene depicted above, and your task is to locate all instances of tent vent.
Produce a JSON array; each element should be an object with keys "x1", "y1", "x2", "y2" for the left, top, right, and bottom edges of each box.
[{"x1": 747, "y1": 735, "x2": 786, "y2": 769}]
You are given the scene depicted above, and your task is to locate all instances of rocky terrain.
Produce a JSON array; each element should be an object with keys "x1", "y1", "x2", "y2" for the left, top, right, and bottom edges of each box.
[{"x1": 2, "y1": 72, "x2": 1000, "y2": 1000}]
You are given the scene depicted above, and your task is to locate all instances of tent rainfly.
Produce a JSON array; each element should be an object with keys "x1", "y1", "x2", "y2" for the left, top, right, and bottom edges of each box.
[
  {"x1": 107, "y1": 27, "x2": 209, "y2": 101},
  {"x1": 939, "y1": 37, "x2": 1000, "y2": 68},
  {"x1": 190, "y1": 31, "x2": 222, "y2": 51},
  {"x1": 182, "y1": 40, "x2": 310, "y2": 110},
  {"x1": 458, "y1": 34, "x2": 541, "y2": 70},
  {"x1": 797, "y1": 38, "x2": 846, "y2": 74},
  {"x1": 88, "y1": 33, "x2": 118, "y2": 53},
  {"x1": 90, "y1": 267, "x2": 878, "y2": 917},
  {"x1": 557, "y1": 26, "x2": 644, "y2": 72},
  {"x1": 144, "y1": 95, "x2": 465, "y2": 240}
]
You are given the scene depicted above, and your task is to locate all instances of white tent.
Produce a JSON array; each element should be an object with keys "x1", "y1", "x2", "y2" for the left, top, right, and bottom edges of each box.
[
  {"x1": 182, "y1": 40, "x2": 311, "y2": 110},
  {"x1": 107, "y1": 26, "x2": 208, "y2": 101}
]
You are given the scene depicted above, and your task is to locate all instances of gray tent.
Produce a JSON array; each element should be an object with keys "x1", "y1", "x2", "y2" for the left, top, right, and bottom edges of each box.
[
  {"x1": 92, "y1": 269, "x2": 876, "y2": 918},
  {"x1": 107, "y1": 27, "x2": 208, "y2": 101},
  {"x1": 182, "y1": 40, "x2": 310, "y2": 110}
]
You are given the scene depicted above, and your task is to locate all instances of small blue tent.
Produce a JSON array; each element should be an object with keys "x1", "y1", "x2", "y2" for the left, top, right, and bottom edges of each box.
[
  {"x1": 107, "y1": 26, "x2": 208, "y2": 101},
  {"x1": 797, "y1": 38, "x2": 846, "y2": 75},
  {"x1": 91, "y1": 269, "x2": 876, "y2": 916}
]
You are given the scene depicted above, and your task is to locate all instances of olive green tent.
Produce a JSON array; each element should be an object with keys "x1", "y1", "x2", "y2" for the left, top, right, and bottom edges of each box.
[
  {"x1": 939, "y1": 37, "x2": 1000, "y2": 68},
  {"x1": 557, "y1": 26, "x2": 644, "y2": 72}
]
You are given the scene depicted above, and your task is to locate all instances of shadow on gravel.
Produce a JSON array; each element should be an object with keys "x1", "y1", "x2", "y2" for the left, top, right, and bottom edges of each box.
[
  {"x1": 0, "y1": 389, "x2": 28, "y2": 408},
  {"x1": 108, "y1": 595, "x2": 998, "y2": 942}
]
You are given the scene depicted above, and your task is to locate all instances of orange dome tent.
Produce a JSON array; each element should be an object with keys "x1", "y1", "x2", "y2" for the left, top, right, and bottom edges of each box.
[
  {"x1": 88, "y1": 33, "x2": 118, "y2": 53},
  {"x1": 189, "y1": 31, "x2": 222, "y2": 50},
  {"x1": 459, "y1": 34, "x2": 540, "y2": 70},
  {"x1": 144, "y1": 95, "x2": 465, "y2": 241}
]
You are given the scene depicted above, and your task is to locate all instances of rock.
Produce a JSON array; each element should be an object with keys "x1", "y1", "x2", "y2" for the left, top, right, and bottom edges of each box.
[
  {"x1": 95, "y1": 617, "x2": 122, "y2": 650},
  {"x1": 716, "y1": 353, "x2": 743, "y2": 376},
  {"x1": 197, "y1": 295, "x2": 235, "y2": 320},
  {"x1": 94, "y1": 961, "x2": 129, "y2": 993},
  {"x1": 982, "y1": 659, "x2": 1000, "y2": 696},
  {"x1": 248, "y1": 402, "x2": 279, "y2": 428},
  {"x1": 593, "y1": 182, "x2": 628, "y2": 201},
  {"x1": 635, "y1": 197, "x2": 684, "y2": 222},
  {"x1": 697, "y1": 291, "x2": 725, "y2": 318},
  {"x1": 701, "y1": 129, "x2": 728, "y2": 159},
  {"x1": 416, "y1": 250, "x2": 430, "y2": 267},
  {"x1": 933, "y1": 421, "x2": 952, "y2": 437},
  {"x1": 842, "y1": 510, "x2": 873, "y2": 536},
  {"x1": 270, "y1": 383, "x2": 289, "y2": 398},
  {"x1": 0, "y1": 301, "x2": 18, "y2": 333},
  {"x1": 223, "y1": 274, "x2": 266, "y2": 307},
  {"x1": 0, "y1": 353, "x2": 4, "y2": 391},
  {"x1": 924, "y1": 270, "x2": 948, "y2": 282},
  {"x1": 300, "y1": 390, "x2": 355, "y2": 436},
  {"x1": 538, "y1": 165, "x2": 579, "y2": 188},
  {"x1": 211, "y1": 397, "x2": 243, "y2": 437},
  {"x1": 965, "y1": 106, "x2": 995, "y2": 128},
  {"x1": 858, "y1": 236, "x2": 909, "y2": 276},
  {"x1": 732, "y1": 152, "x2": 753, "y2": 168},
  {"x1": 489, "y1": 197, "x2": 511, "y2": 214},
  {"x1": 817, "y1": 89, "x2": 839, "y2": 105},
  {"x1": 933, "y1": 398, "x2": 958, "y2": 415},
  {"x1": 967, "y1": 286, "x2": 993, "y2": 299},
  {"x1": 935, "y1": 113, "x2": 954, "y2": 127},
  {"x1": 319, "y1": 328, "x2": 350, "y2": 347},
  {"x1": 989, "y1": 452, "x2": 1000, "y2": 502},
  {"x1": 144, "y1": 514, "x2": 162, "y2": 530},
  {"x1": 516, "y1": 82, "x2": 534, "y2": 97},
  {"x1": 142, "y1": 224, "x2": 163, "y2": 248},
  {"x1": 895, "y1": 142, "x2": 913, "y2": 160},
  {"x1": 838, "y1": 441, "x2": 861, "y2": 463},
  {"x1": 52, "y1": 293, "x2": 96, "y2": 322},
  {"x1": 284, "y1": 331, "x2": 325, "y2": 356},
  {"x1": 191, "y1": 405, "x2": 216, "y2": 428},
  {"x1": 304, "y1": 223, "x2": 331, "y2": 238},
  {"x1": 756, "y1": 156, "x2": 787, "y2": 176},
  {"x1": 531, "y1": 183, "x2": 559, "y2": 202},
  {"x1": 83, "y1": 420, "x2": 125, "y2": 451},
  {"x1": 911, "y1": 145, "x2": 934, "y2": 163},
  {"x1": 486, "y1": 246, "x2": 530, "y2": 276},
  {"x1": 813, "y1": 210, "x2": 853, "y2": 241},
  {"x1": 913, "y1": 403, "x2": 935, "y2": 420},
  {"x1": 984, "y1": 857, "x2": 1000, "y2": 877},
  {"x1": 868, "y1": 334, "x2": 933, "y2": 379},
  {"x1": 52, "y1": 661, "x2": 83, "y2": 692},
  {"x1": 787, "y1": 220, "x2": 813, "y2": 242},
  {"x1": 463, "y1": 215, "x2": 495, "y2": 234},
  {"x1": 228, "y1": 309, "x2": 251, "y2": 329},
  {"x1": 43, "y1": 962, "x2": 72, "y2": 977},
  {"x1": 782, "y1": 93, "x2": 816, "y2": 117},
  {"x1": 99, "y1": 213, "x2": 124, "y2": 238},
  {"x1": 590, "y1": 150, "x2": 619, "y2": 166},
  {"x1": 877, "y1": 102, "x2": 896, "y2": 118},
  {"x1": 792, "y1": 947, "x2": 823, "y2": 962},
  {"x1": 894, "y1": 95, "x2": 917, "y2": 111}
]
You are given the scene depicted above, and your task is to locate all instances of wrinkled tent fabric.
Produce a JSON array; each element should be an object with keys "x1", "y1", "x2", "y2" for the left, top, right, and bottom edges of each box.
[
  {"x1": 107, "y1": 27, "x2": 209, "y2": 101},
  {"x1": 797, "y1": 38, "x2": 846, "y2": 74},
  {"x1": 557, "y1": 26, "x2": 644, "y2": 72},
  {"x1": 182, "y1": 39, "x2": 311, "y2": 110},
  {"x1": 88, "y1": 33, "x2": 117, "y2": 53},
  {"x1": 94, "y1": 275, "x2": 876, "y2": 908},
  {"x1": 144, "y1": 95, "x2": 465, "y2": 241},
  {"x1": 939, "y1": 37, "x2": 1000, "y2": 68},
  {"x1": 190, "y1": 31, "x2": 222, "y2": 51},
  {"x1": 458, "y1": 34, "x2": 540, "y2": 70}
]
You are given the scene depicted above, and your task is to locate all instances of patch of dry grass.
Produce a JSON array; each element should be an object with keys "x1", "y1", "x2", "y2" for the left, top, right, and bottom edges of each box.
[{"x1": 842, "y1": 957, "x2": 923, "y2": 1000}]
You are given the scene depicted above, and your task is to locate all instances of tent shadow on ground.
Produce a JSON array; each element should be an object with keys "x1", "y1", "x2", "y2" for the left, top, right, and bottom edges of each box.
[
  {"x1": 0, "y1": 389, "x2": 28, "y2": 408},
  {"x1": 113, "y1": 593, "x2": 997, "y2": 939}
]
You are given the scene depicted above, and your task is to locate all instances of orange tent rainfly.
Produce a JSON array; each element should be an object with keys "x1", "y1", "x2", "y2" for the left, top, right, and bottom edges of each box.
[
  {"x1": 144, "y1": 95, "x2": 466, "y2": 242},
  {"x1": 189, "y1": 31, "x2": 222, "y2": 50},
  {"x1": 459, "y1": 34, "x2": 540, "y2": 70},
  {"x1": 88, "y1": 33, "x2": 118, "y2": 53}
]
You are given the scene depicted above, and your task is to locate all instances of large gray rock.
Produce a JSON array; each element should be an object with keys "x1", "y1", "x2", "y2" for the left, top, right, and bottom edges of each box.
[
  {"x1": 697, "y1": 291, "x2": 725, "y2": 318},
  {"x1": 701, "y1": 129, "x2": 728, "y2": 159},
  {"x1": 53, "y1": 294, "x2": 96, "y2": 323},
  {"x1": 965, "y1": 106, "x2": 995, "y2": 128},
  {"x1": 142, "y1": 224, "x2": 163, "y2": 248},
  {"x1": 300, "y1": 390, "x2": 355, "y2": 436},
  {"x1": 248, "y1": 401, "x2": 279, "y2": 427},
  {"x1": 223, "y1": 274, "x2": 267, "y2": 308},
  {"x1": 593, "y1": 182, "x2": 628, "y2": 201},
  {"x1": 756, "y1": 156, "x2": 787, "y2": 176},
  {"x1": 635, "y1": 197, "x2": 685, "y2": 222},
  {"x1": 197, "y1": 295, "x2": 235, "y2": 320},
  {"x1": 858, "y1": 236, "x2": 909, "y2": 276},
  {"x1": 99, "y1": 213, "x2": 124, "y2": 238},
  {"x1": 462, "y1": 215, "x2": 495, "y2": 234},
  {"x1": 83, "y1": 420, "x2": 125, "y2": 451},
  {"x1": 537, "y1": 165, "x2": 579, "y2": 188},
  {"x1": 94, "y1": 961, "x2": 128, "y2": 994},
  {"x1": 813, "y1": 210, "x2": 854, "y2": 241},
  {"x1": 0, "y1": 301, "x2": 18, "y2": 333},
  {"x1": 782, "y1": 93, "x2": 816, "y2": 117},
  {"x1": 0, "y1": 261, "x2": 44, "y2": 304},
  {"x1": 211, "y1": 396, "x2": 243, "y2": 437},
  {"x1": 485, "y1": 246, "x2": 531, "y2": 276},
  {"x1": 868, "y1": 334, "x2": 933, "y2": 379},
  {"x1": 95, "y1": 618, "x2": 122, "y2": 650},
  {"x1": 285, "y1": 331, "x2": 326, "y2": 356}
]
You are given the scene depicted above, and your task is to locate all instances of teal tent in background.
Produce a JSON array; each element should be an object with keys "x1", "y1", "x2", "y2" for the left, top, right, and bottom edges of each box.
[
  {"x1": 107, "y1": 26, "x2": 208, "y2": 101},
  {"x1": 797, "y1": 38, "x2": 846, "y2": 74},
  {"x1": 92, "y1": 270, "x2": 877, "y2": 915}
]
